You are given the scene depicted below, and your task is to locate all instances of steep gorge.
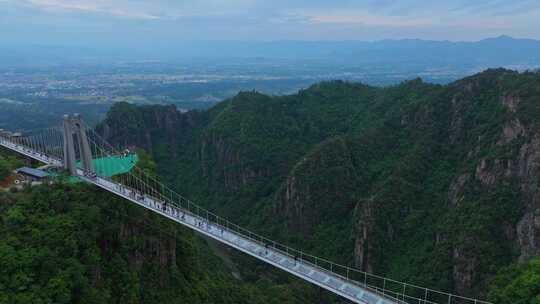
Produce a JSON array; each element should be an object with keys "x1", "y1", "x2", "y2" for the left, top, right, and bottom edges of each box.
[{"x1": 97, "y1": 69, "x2": 540, "y2": 301}]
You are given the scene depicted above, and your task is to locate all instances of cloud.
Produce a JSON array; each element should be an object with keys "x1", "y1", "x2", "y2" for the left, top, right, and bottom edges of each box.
[
  {"x1": 1, "y1": 0, "x2": 539, "y2": 41},
  {"x1": 449, "y1": 0, "x2": 539, "y2": 16},
  {"x1": 307, "y1": 10, "x2": 434, "y2": 27},
  {"x1": 16, "y1": 0, "x2": 540, "y2": 24},
  {"x1": 299, "y1": 1, "x2": 540, "y2": 33},
  {"x1": 27, "y1": 0, "x2": 98, "y2": 11},
  {"x1": 24, "y1": 0, "x2": 161, "y2": 19}
]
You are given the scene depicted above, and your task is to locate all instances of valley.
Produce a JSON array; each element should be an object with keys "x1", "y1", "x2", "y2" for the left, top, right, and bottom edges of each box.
[
  {"x1": 92, "y1": 68, "x2": 540, "y2": 302},
  {"x1": 1, "y1": 66, "x2": 540, "y2": 304},
  {"x1": 2, "y1": 0, "x2": 540, "y2": 301}
]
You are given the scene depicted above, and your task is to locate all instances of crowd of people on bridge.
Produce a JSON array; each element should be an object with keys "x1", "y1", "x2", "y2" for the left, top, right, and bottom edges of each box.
[
  {"x1": 82, "y1": 170, "x2": 97, "y2": 179},
  {"x1": 81, "y1": 168, "x2": 310, "y2": 273},
  {"x1": 4, "y1": 140, "x2": 59, "y2": 165}
]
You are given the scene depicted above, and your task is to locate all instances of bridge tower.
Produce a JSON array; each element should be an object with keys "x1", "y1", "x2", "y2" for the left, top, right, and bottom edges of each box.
[{"x1": 62, "y1": 114, "x2": 93, "y2": 175}]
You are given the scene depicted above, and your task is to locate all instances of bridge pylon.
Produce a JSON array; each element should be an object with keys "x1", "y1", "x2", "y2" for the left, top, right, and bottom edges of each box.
[{"x1": 62, "y1": 114, "x2": 93, "y2": 175}]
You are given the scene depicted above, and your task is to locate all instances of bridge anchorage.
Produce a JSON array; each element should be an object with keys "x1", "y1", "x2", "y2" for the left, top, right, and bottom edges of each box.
[{"x1": 0, "y1": 116, "x2": 493, "y2": 304}]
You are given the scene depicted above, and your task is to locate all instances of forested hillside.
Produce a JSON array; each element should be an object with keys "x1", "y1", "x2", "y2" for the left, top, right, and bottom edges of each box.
[
  {"x1": 0, "y1": 178, "x2": 324, "y2": 304},
  {"x1": 0, "y1": 154, "x2": 22, "y2": 181},
  {"x1": 97, "y1": 68, "x2": 540, "y2": 302}
]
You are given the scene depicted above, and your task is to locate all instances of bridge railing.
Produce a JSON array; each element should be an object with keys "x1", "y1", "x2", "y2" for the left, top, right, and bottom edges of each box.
[
  {"x1": 0, "y1": 128, "x2": 65, "y2": 163},
  {"x1": 52, "y1": 123, "x2": 490, "y2": 304},
  {"x1": 149, "y1": 189, "x2": 491, "y2": 304},
  {"x1": 178, "y1": 197, "x2": 490, "y2": 304}
]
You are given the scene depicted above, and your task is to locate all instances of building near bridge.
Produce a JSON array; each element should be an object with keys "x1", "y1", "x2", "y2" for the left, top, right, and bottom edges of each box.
[{"x1": 14, "y1": 166, "x2": 49, "y2": 184}]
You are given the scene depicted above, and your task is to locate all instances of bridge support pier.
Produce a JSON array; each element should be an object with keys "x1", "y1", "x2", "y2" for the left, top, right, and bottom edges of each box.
[{"x1": 62, "y1": 114, "x2": 93, "y2": 175}]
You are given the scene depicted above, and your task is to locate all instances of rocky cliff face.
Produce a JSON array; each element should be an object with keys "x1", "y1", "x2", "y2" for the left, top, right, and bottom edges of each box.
[
  {"x1": 99, "y1": 69, "x2": 540, "y2": 298},
  {"x1": 439, "y1": 72, "x2": 540, "y2": 294},
  {"x1": 199, "y1": 133, "x2": 270, "y2": 192},
  {"x1": 101, "y1": 214, "x2": 179, "y2": 273},
  {"x1": 275, "y1": 137, "x2": 359, "y2": 235},
  {"x1": 353, "y1": 199, "x2": 377, "y2": 273},
  {"x1": 97, "y1": 102, "x2": 205, "y2": 157}
]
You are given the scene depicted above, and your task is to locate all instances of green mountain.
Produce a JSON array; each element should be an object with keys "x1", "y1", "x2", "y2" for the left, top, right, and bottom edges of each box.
[
  {"x1": 96, "y1": 68, "x2": 540, "y2": 302},
  {"x1": 2, "y1": 68, "x2": 539, "y2": 303},
  {"x1": 0, "y1": 180, "x2": 324, "y2": 304}
]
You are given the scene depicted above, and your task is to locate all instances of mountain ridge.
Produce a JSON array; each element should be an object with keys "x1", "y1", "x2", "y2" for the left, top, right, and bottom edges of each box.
[
  {"x1": 3, "y1": 36, "x2": 540, "y2": 65},
  {"x1": 97, "y1": 68, "x2": 540, "y2": 301}
]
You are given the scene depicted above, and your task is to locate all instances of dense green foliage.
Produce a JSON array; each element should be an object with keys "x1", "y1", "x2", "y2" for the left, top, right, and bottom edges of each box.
[
  {"x1": 0, "y1": 180, "x2": 319, "y2": 304},
  {"x1": 0, "y1": 159, "x2": 10, "y2": 180},
  {"x1": 97, "y1": 69, "x2": 540, "y2": 302},
  {"x1": 0, "y1": 153, "x2": 23, "y2": 180},
  {"x1": 3, "y1": 68, "x2": 538, "y2": 303},
  {"x1": 488, "y1": 257, "x2": 540, "y2": 304}
]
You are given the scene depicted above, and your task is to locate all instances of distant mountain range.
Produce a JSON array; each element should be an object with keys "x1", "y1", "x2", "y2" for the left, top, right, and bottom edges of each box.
[{"x1": 2, "y1": 36, "x2": 540, "y2": 69}]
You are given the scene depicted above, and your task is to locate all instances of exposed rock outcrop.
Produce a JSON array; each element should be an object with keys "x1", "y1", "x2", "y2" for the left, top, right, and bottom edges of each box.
[
  {"x1": 98, "y1": 69, "x2": 540, "y2": 298},
  {"x1": 275, "y1": 137, "x2": 358, "y2": 234}
]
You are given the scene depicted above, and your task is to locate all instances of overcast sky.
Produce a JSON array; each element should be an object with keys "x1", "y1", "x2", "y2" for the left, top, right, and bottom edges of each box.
[{"x1": 2, "y1": 0, "x2": 540, "y2": 47}]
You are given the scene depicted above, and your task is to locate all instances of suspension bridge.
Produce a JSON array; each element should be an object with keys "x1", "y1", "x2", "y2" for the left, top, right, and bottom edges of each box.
[{"x1": 0, "y1": 115, "x2": 492, "y2": 304}]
